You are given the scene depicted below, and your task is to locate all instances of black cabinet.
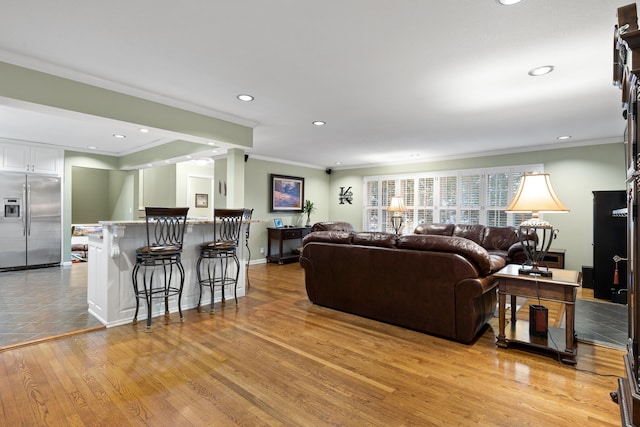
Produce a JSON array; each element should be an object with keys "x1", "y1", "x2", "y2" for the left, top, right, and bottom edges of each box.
[{"x1": 593, "y1": 191, "x2": 627, "y2": 300}]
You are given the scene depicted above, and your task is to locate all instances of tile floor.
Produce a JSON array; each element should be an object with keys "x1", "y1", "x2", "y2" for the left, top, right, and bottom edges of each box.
[
  {"x1": 574, "y1": 298, "x2": 627, "y2": 349},
  {"x1": 0, "y1": 262, "x2": 103, "y2": 349}
]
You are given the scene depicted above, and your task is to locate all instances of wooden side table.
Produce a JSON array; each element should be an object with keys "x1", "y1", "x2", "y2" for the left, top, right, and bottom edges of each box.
[
  {"x1": 494, "y1": 264, "x2": 581, "y2": 364},
  {"x1": 266, "y1": 227, "x2": 311, "y2": 264}
]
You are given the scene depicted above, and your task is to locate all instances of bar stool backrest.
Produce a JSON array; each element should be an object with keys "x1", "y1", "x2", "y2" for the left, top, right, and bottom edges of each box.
[
  {"x1": 144, "y1": 207, "x2": 189, "y2": 250},
  {"x1": 214, "y1": 209, "x2": 246, "y2": 245}
]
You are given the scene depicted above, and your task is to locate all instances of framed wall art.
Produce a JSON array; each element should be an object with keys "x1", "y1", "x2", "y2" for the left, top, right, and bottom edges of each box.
[
  {"x1": 195, "y1": 193, "x2": 209, "y2": 208},
  {"x1": 270, "y1": 174, "x2": 304, "y2": 212}
]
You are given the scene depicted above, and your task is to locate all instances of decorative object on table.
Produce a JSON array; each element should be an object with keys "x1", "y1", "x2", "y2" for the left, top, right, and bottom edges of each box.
[
  {"x1": 529, "y1": 304, "x2": 549, "y2": 337},
  {"x1": 271, "y1": 174, "x2": 304, "y2": 212},
  {"x1": 339, "y1": 186, "x2": 353, "y2": 204},
  {"x1": 387, "y1": 196, "x2": 407, "y2": 234},
  {"x1": 505, "y1": 173, "x2": 569, "y2": 277},
  {"x1": 273, "y1": 218, "x2": 284, "y2": 228},
  {"x1": 302, "y1": 199, "x2": 316, "y2": 227},
  {"x1": 195, "y1": 193, "x2": 208, "y2": 208}
]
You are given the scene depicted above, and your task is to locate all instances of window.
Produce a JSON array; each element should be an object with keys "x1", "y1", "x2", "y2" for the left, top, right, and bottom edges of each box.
[{"x1": 363, "y1": 164, "x2": 542, "y2": 232}]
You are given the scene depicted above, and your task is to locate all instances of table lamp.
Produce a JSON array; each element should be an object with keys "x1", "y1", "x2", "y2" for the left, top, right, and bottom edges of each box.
[
  {"x1": 505, "y1": 173, "x2": 569, "y2": 277},
  {"x1": 387, "y1": 197, "x2": 407, "y2": 235}
]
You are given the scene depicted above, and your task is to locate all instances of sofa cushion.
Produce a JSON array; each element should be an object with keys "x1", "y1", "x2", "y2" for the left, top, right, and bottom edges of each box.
[
  {"x1": 352, "y1": 232, "x2": 397, "y2": 248},
  {"x1": 303, "y1": 230, "x2": 352, "y2": 245},
  {"x1": 311, "y1": 222, "x2": 355, "y2": 232},
  {"x1": 482, "y1": 226, "x2": 519, "y2": 251},
  {"x1": 397, "y1": 234, "x2": 494, "y2": 275},
  {"x1": 414, "y1": 223, "x2": 455, "y2": 236},
  {"x1": 452, "y1": 224, "x2": 486, "y2": 246}
]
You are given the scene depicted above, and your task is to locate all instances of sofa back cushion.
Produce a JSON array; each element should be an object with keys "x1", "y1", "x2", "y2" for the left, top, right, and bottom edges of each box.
[
  {"x1": 397, "y1": 234, "x2": 495, "y2": 275},
  {"x1": 303, "y1": 230, "x2": 353, "y2": 245},
  {"x1": 452, "y1": 224, "x2": 486, "y2": 246},
  {"x1": 482, "y1": 226, "x2": 519, "y2": 250},
  {"x1": 311, "y1": 222, "x2": 355, "y2": 232},
  {"x1": 352, "y1": 232, "x2": 397, "y2": 248},
  {"x1": 413, "y1": 223, "x2": 455, "y2": 236}
]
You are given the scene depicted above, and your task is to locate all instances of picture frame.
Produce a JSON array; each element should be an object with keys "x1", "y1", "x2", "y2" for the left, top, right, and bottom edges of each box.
[
  {"x1": 273, "y1": 218, "x2": 284, "y2": 228},
  {"x1": 270, "y1": 174, "x2": 304, "y2": 212},
  {"x1": 195, "y1": 193, "x2": 209, "y2": 208}
]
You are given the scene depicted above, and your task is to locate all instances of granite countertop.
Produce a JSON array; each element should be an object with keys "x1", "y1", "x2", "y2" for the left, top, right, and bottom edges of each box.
[{"x1": 99, "y1": 218, "x2": 262, "y2": 226}]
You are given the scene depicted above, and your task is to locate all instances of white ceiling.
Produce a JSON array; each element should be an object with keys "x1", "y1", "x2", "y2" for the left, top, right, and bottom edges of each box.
[{"x1": 0, "y1": 0, "x2": 627, "y2": 169}]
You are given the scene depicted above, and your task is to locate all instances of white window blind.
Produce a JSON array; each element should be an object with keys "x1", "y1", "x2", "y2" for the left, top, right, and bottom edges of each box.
[{"x1": 363, "y1": 164, "x2": 542, "y2": 232}]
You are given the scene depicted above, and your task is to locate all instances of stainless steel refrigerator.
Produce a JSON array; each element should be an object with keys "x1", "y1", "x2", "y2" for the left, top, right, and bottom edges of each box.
[{"x1": 0, "y1": 173, "x2": 61, "y2": 270}]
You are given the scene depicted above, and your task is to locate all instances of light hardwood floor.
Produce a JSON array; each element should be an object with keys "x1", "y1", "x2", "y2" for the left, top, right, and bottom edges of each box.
[{"x1": 0, "y1": 263, "x2": 625, "y2": 426}]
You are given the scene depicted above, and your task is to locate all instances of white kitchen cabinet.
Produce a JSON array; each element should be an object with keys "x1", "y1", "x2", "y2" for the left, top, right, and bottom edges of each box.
[{"x1": 0, "y1": 141, "x2": 62, "y2": 175}]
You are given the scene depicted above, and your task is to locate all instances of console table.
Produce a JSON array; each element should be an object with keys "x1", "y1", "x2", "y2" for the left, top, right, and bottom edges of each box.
[
  {"x1": 267, "y1": 227, "x2": 311, "y2": 264},
  {"x1": 495, "y1": 264, "x2": 581, "y2": 365}
]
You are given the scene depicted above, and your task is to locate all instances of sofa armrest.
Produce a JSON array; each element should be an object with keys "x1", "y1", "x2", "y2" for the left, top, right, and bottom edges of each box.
[{"x1": 507, "y1": 240, "x2": 534, "y2": 264}]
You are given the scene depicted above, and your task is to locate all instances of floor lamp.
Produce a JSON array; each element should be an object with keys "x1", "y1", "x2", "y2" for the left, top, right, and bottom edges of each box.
[
  {"x1": 387, "y1": 197, "x2": 407, "y2": 235},
  {"x1": 505, "y1": 173, "x2": 569, "y2": 277}
]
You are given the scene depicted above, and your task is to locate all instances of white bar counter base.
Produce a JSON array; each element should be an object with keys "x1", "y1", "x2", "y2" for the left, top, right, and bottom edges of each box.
[{"x1": 87, "y1": 219, "x2": 248, "y2": 327}]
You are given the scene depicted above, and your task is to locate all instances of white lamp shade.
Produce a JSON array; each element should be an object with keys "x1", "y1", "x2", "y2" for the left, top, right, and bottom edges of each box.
[
  {"x1": 387, "y1": 197, "x2": 407, "y2": 212},
  {"x1": 505, "y1": 174, "x2": 569, "y2": 213}
]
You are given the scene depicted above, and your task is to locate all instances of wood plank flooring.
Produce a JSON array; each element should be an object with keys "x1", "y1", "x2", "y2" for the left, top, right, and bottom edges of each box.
[{"x1": 0, "y1": 263, "x2": 626, "y2": 426}]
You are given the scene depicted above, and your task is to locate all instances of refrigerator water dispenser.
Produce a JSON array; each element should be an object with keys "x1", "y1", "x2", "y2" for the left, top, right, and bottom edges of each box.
[{"x1": 4, "y1": 199, "x2": 20, "y2": 218}]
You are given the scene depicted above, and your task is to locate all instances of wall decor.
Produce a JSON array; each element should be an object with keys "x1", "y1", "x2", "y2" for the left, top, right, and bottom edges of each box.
[
  {"x1": 195, "y1": 193, "x2": 209, "y2": 208},
  {"x1": 339, "y1": 186, "x2": 353, "y2": 204},
  {"x1": 271, "y1": 174, "x2": 304, "y2": 212}
]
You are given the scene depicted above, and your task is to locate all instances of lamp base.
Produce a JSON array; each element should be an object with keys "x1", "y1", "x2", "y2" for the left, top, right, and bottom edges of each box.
[{"x1": 518, "y1": 266, "x2": 553, "y2": 277}]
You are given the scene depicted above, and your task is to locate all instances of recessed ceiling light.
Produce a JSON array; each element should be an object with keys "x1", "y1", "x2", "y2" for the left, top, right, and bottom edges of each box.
[
  {"x1": 147, "y1": 164, "x2": 153, "y2": 167},
  {"x1": 113, "y1": 134, "x2": 126, "y2": 139},
  {"x1": 312, "y1": 121, "x2": 326, "y2": 126},
  {"x1": 334, "y1": 162, "x2": 342, "y2": 165},
  {"x1": 139, "y1": 128, "x2": 149, "y2": 133},
  {"x1": 237, "y1": 94, "x2": 254, "y2": 102},
  {"x1": 87, "y1": 146, "x2": 97, "y2": 150},
  {"x1": 496, "y1": 0, "x2": 522, "y2": 5},
  {"x1": 207, "y1": 142, "x2": 216, "y2": 146},
  {"x1": 528, "y1": 65, "x2": 554, "y2": 76},
  {"x1": 557, "y1": 135, "x2": 572, "y2": 140}
]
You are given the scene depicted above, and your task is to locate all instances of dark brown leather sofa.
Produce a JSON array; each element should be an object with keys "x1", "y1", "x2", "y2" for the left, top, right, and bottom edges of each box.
[
  {"x1": 300, "y1": 229, "x2": 508, "y2": 344},
  {"x1": 413, "y1": 223, "x2": 529, "y2": 264}
]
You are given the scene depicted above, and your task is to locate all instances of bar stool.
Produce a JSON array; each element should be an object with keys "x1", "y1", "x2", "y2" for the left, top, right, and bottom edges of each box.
[
  {"x1": 243, "y1": 208, "x2": 254, "y2": 289},
  {"x1": 196, "y1": 208, "x2": 245, "y2": 312},
  {"x1": 131, "y1": 207, "x2": 189, "y2": 328}
]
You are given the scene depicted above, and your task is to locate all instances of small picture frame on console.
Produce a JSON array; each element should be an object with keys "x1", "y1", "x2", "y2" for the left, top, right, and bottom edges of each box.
[{"x1": 273, "y1": 218, "x2": 284, "y2": 228}]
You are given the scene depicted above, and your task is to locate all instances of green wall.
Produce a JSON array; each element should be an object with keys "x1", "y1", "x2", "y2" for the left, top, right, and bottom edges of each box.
[
  {"x1": 242, "y1": 157, "x2": 329, "y2": 262},
  {"x1": 71, "y1": 167, "x2": 110, "y2": 223}
]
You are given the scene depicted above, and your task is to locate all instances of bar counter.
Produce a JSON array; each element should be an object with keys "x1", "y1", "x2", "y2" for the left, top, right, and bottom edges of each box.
[{"x1": 87, "y1": 219, "x2": 248, "y2": 327}]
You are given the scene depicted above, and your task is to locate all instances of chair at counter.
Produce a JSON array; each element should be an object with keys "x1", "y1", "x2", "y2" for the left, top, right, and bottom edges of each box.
[
  {"x1": 131, "y1": 206, "x2": 189, "y2": 329},
  {"x1": 196, "y1": 208, "x2": 245, "y2": 313}
]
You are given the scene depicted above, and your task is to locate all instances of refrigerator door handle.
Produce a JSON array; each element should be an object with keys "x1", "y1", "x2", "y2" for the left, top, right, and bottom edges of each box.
[
  {"x1": 22, "y1": 184, "x2": 27, "y2": 236},
  {"x1": 26, "y1": 184, "x2": 31, "y2": 236}
]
